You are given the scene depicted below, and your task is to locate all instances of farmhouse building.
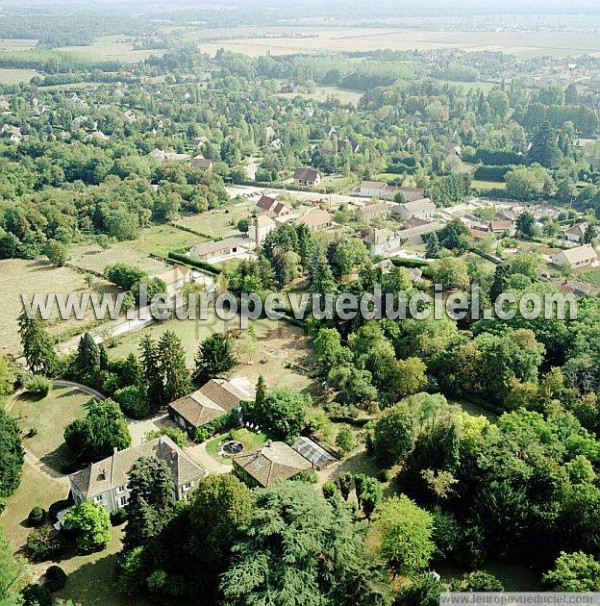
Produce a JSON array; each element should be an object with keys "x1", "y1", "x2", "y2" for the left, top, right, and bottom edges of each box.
[
  {"x1": 256, "y1": 195, "x2": 290, "y2": 219},
  {"x1": 298, "y1": 209, "x2": 332, "y2": 231}
]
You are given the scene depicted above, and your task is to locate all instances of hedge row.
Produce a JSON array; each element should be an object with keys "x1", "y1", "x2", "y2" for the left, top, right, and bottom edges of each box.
[
  {"x1": 473, "y1": 165, "x2": 514, "y2": 182},
  {"x1": 165, "y1": 251, "x2": 222, "y2": 275}
]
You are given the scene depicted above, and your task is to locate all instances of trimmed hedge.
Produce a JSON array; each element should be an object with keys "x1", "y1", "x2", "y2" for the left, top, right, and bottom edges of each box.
[
  {"x1": 167, "y1": 251, "x2": 222, "y2": 275},
  {"x1": 390, "y1": 257, "x2": 428, "y2": 269},
  {"x1": 471, "y1": 148, "x2": 525, "y2": 166},
  {"x1": 473, "y1": 165, "x2": 513, "y2": 182}
]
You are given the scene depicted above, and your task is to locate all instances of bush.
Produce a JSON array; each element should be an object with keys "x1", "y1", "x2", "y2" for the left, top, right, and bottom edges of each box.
[
  {"x1": 335, "y1": 427, "x2": 357, "y2": 453},
  {"x1": 25, "y1": 375, "x2": 51, "y2": 397},
  {"x1": 28, "y1": 506, "x2": 46, "y2": 527},
  {"x1": 63, "y1": 501, "x2": 111, "y2": 553},
  {"x1": 113, "y1": 385, "x2": 149, "y2": 419},
  {"x1": 110, "y1": 508, "x2": 128, "y2": 526},
  {"x1": 22, "y1": 584, "x2": 52, "y2": 606},
  {"x1": 45, "y1": 565, "x2": 67, "y2": 592},
  {"x1": 0, "y1": 497, "x2": 6, "y2": 516},
  {"x1": 26, "y1": 526, "x2": 63, "y2": 561},
  {"x1": 145, "y1": 427, "x2": 187, "y2": 448}
]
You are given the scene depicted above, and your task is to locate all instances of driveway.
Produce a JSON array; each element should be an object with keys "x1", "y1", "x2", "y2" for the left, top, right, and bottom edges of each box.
[
  {"x1": 127, "y1": 412, "x2": 178, "y2": 446},
  {"x1": 185, "y1": 441, "x2": 232, "y2": 475}
]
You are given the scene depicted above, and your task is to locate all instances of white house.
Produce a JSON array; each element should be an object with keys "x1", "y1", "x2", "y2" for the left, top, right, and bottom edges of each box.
[
  {"x1": 561, "y1": 223, "x2": 587, "y2": 244},
  {"x1": 551, "y1": 244, "x2": 598, "y2": 270},
  {"x1": 393, "y1": 198, "x2": 436, "y2": 221}
]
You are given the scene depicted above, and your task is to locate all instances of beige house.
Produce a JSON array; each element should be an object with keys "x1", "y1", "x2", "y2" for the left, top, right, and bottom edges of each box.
[
  {"x1": 168, "y1": 377, "x2": 254, "y2": 433},
  {"x1": 294, "y1": 168, "x2": 321, "y2": 187},
  {"x1": 561, "y1": 223, "x2": 587, "y2": 244},
  {"x1": 488, "y1": 220, "x2": 515, "y2": 236},
  {"x1": 189, "y1": 238, "x2": 249, "y2": 262},
  {"x1": 552, "y1": 244, "x2": 598, "y2": 270},
  {"x1": 233, "y1": 441, "x2": 312, "y2": 487},
  {"x1": 393, "y1": 198, "x2": 436, "y2": 221},
  {"x1": 152, "y1": 264, "x2": 194, "y2": 296},
  {"x1": 68, "y1": 436, "x2": 206, "y2": 513},
  {"x1": 191, "y1": 155, "x2": 213, "y2": 170},
  {"x1": 149, "y1": 148, "x2": 191, "y2": 163},
  {"x1": 357, "y1": 201, "x2": 393, "y2": 222},
  {"x1": 299, "y1": 209, "x2": 332, "y2": 231}
]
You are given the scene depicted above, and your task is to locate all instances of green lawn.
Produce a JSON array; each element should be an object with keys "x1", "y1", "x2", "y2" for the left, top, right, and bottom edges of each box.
[
  {"x1": 9, "y1": 386, "x2": 91, "y2": 472},
  {"x1": 1, "y1": 462, "x2": 67, "y2": 551},
  {"x1": 472, "y1": 179, "x2": 507, "y2": 191},
  {"x1": 175, "y1": 204, "x2": 254, "y2": 240},
  {"x1": 205, "y1": 428, "x2": 269, "y2": 464}
]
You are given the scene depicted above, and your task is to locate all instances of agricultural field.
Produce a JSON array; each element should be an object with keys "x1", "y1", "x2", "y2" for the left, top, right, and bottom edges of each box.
[
  {"x1": 0, "y1": 258, "x2": 117, "y2": 356},
  {"x1": 184, "y1": 26, "x2": 600, "y2": 58},
  {"x1": 578, "y1": 267, "x2": 600, "y2": 286},
  {"x1": 56, "y1": 36, "x2": 165, "y2": 63},
  {"x1": 472, "y1": 179, "x2": 507, "y2": 191},
  {"x1": 0, "y1": 68, "x2": 39, "y2": 84}
]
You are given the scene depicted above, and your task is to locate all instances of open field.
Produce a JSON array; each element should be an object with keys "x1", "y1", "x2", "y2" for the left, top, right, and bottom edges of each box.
[
  {"x1": 185, "y1": 26, "x2": 600, "y2": 58},
  {"x1": 0, "y1": 68, "x2": 39, "y2": 84},
  {"x1": 56, "y1": 36, "x2": 165, "y2": 64},
  {"x1": 9, "y1": 386, "x2": 90, "y2": 472},
  {"x1": 70, "y1": 225, "x2": 205, "y2": 275},
  {"x1": 277, "y1": 85, "x2": 363, "y2": 106},
  {"x1": 472, "y1": 179, "x2": 507, "y2": 191},
  {"x1": 0, "y1": 258, "x2": 118, "y2": 356},
  {"x1": 175, "y1": 204, "x2": 254, "y2": 240},
  {"x1": 0, "y1": 39, "x2": 38, "y2": 51}
]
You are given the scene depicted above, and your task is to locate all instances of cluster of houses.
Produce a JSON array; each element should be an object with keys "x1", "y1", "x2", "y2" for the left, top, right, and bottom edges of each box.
[{"x1": 64, "y1": 375, "x2": 339, "y2": 519}]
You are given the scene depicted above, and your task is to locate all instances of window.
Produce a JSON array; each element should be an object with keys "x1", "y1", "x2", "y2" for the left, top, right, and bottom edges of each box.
[
  {"x1": 118, "y1": 496, "x2": 129, "y2": 507},
  {"x1": 93, "y1": 495, "x2": 103, "y2": 504},
  {"x1": 117, "y1": 484, "x2": 128, "y2": 494},
  {"x1": 182, "y1": 482, "x2": 193, "y2": 491}
]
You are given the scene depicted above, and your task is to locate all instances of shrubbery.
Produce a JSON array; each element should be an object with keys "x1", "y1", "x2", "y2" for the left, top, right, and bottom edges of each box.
[
  {"x1": 22, "y1": 584, "x2": 52, "y2": 606},
  {"x1": 26, "y1": 525, "x2": 63, "y2": 561},
  {"x1": 44, "y1": 565, "x2": 67, "y2": 592},
  {"x1": 27, "y1": 506, "x2": 46, "y2": 527},
  {"x1": 113, "y1": 385, "x2": 149, "y2": 419},
  {"x1": 24, "y1": 375, "x2": 51, "y2": 397}
]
